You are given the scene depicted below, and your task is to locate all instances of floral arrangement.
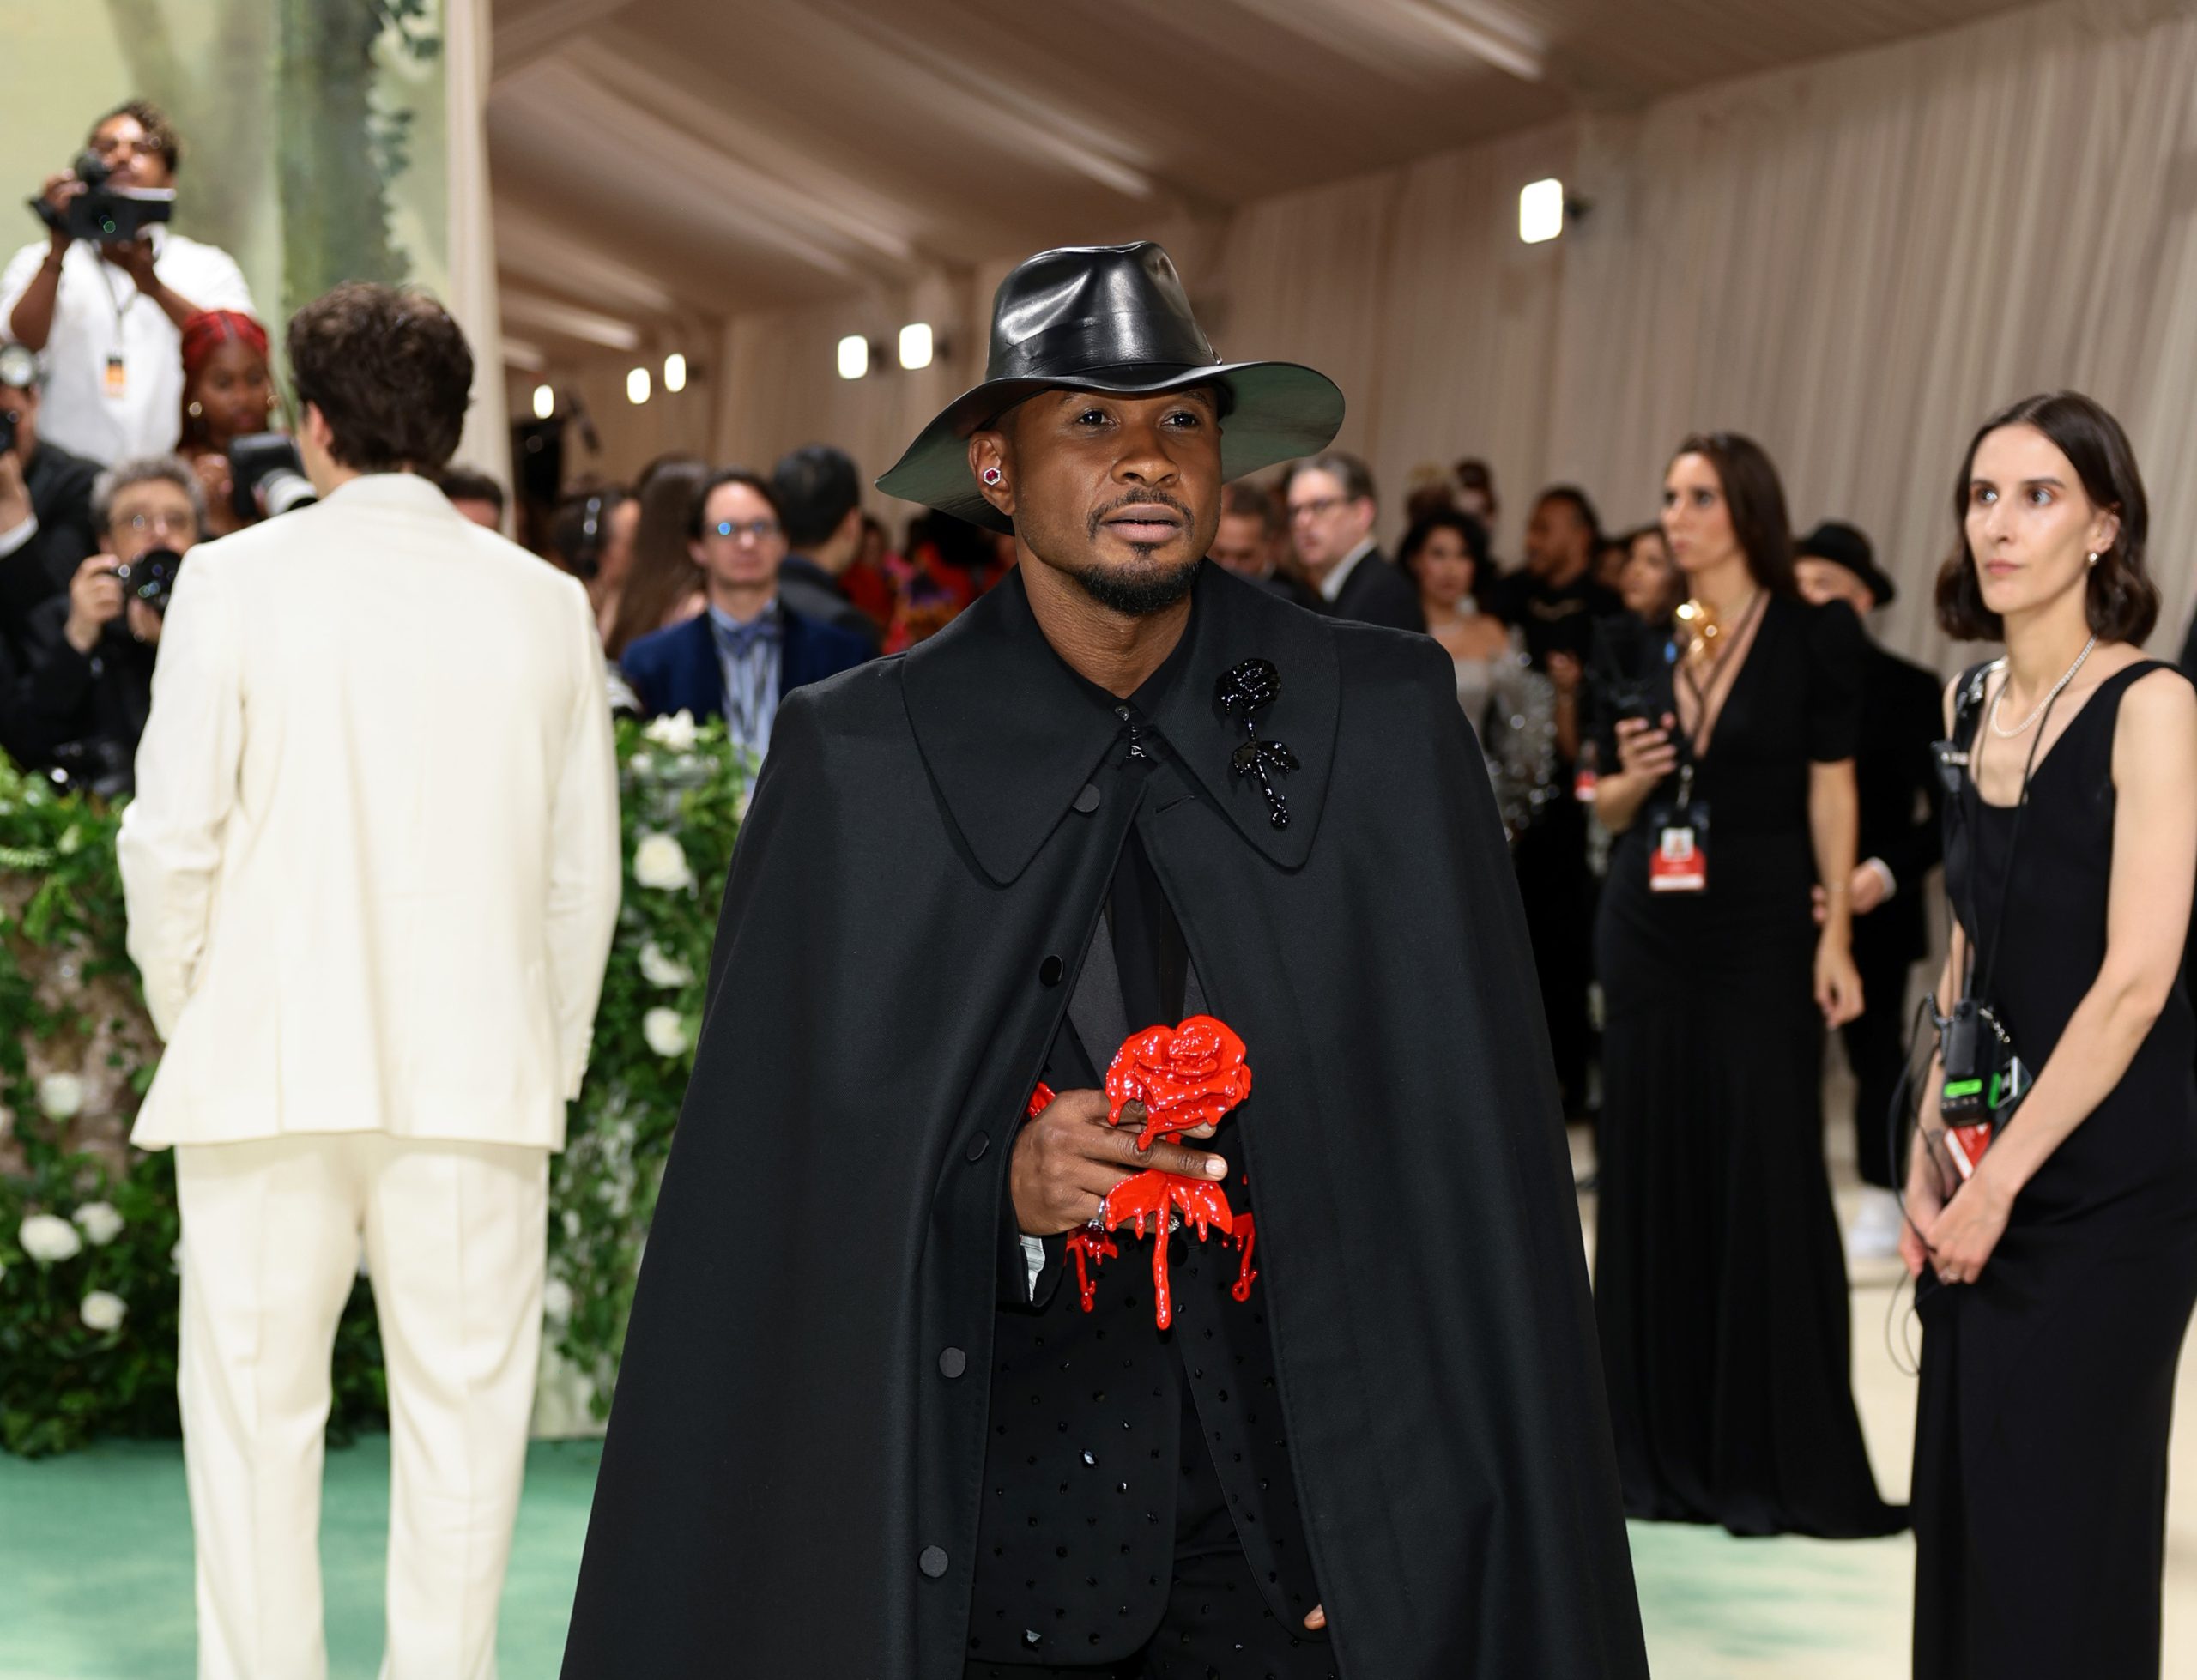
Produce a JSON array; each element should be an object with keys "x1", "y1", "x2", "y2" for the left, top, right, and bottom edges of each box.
[{"x1": 0, "y1": 712, "x2": 749, "y2": 1455}]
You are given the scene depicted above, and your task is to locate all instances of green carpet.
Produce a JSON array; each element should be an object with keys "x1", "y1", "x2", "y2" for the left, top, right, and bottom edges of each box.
[
  {"x1": 0, "y1": 1436, "x2": 600, "y2": 1680},
  {"x1": 0, "y1": 1435, "x2": 1910, "y2": 1678}
]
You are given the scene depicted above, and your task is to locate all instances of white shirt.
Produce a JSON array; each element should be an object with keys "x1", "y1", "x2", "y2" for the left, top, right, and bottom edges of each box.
[
  {"x1": 1316, "y1": 536, "x2": 1379, "y2": 603},
  {"x1": 0, "y1": 228, "x2": 253, "y2": 466}
]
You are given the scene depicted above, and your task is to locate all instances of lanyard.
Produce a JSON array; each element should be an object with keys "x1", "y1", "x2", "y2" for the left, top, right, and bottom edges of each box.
[{"x1": 1670, "y1": 589, "x2": 1764, "y2": 809}]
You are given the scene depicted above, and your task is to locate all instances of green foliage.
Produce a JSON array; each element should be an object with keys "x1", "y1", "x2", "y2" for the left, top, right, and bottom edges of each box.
[
  {"x1": 549, "y1": 717, "x2": 754, "y2": 1414},
  {"x1": 0, "y1": 713, "x2": 749, "y2": 1454}
]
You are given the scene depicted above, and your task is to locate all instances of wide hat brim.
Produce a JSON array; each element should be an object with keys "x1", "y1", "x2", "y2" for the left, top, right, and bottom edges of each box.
[{"x1": 875, "y1": 360, "x2": 1346, "y2": 535}]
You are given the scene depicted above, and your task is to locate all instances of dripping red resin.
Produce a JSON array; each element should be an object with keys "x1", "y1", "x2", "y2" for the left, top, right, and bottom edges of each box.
[{"x1": 1024, "y1": 1015, "x2": 1261, "y2": 1328}]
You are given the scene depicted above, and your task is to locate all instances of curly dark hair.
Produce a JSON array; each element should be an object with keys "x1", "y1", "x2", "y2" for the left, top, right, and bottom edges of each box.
[
  {"x1": 287, "y1": 284, "x2": 473, "y2": 474},
  {"x1": 90, "y1": 100, "x2": 180, "y2": 175},
  {"x1": 1398, "y1": 508, "x2": 1493, "y2": 606},
  {"x1": 1935, "y1": 391, "x2": 2156, "y2": 644}
]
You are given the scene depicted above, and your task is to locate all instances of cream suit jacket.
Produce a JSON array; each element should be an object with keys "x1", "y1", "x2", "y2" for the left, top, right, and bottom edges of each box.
[{"x1": 119, "y1": 472, "x2": 622, "y2": 1151}]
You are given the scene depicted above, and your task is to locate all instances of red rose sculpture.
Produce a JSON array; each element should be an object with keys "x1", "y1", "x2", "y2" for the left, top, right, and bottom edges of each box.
[{"x1": 1026, "y1": 1020, "x2": 1262, "y2": 1326}]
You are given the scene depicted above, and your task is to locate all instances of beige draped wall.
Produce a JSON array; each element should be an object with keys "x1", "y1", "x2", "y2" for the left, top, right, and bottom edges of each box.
[{"x1": 708, "y1": 0, "x2": 2197, "y2": 666}]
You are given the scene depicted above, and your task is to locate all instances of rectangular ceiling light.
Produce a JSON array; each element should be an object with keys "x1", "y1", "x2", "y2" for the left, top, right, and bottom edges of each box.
[
  {"x1": 838, "y1": 335, "x2": 869, "y2": 380},
  {"x1": 1519, "y1": 178, "x2": 1565, "y2": 245},
  {"x1": 663, "y1": 352, "x2": 688, "y2": 394},
  {"x1": 899, "y1": 323, "x2": 935, "y2": 372},
  {"x1": 626, "y1": 366, "x2": 651, "y2": 405}
]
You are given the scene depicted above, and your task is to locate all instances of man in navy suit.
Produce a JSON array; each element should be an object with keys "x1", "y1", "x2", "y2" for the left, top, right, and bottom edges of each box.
[{"x1": 620, "y1": 467, "x2": 870, "y2": 754}]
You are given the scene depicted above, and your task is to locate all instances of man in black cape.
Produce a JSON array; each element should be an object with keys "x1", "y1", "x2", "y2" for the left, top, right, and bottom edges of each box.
[{"x1": 560, "y1": 243, "x2": 1647, "y2": 1679}]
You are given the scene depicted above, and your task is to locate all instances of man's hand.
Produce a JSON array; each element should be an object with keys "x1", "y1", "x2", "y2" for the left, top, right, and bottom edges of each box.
[
  {"x1": 126, "y1": 598, "x2": 163, "y2": 645},
  {"x1": 106, "y1": 235, "x2": 160, "y2": 297},
  {"x1": 64, "y1": 555, "x2": 124, "y2": 654},
  {"x1": 1304, "y1": 1604, "x2": 1327, "y2": 1631},
  {"x1": 1009, "y1": 1087, "x2": 1228, "y2": 1236},
  {"x1": 0, "y1": 450, "x2": 30, "y2": 532},
  {"x1": 38, "y1": 174, "x2": 82, "y2": 254}
]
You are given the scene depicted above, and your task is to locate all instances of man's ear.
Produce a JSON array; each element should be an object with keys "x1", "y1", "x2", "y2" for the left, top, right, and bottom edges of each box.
[
  {"x1": 968, "y1": 431, "x2": 1014, "y2": 523},
  {"x1": 687, "y1": 538, "x2": 709, "y2": 571}
]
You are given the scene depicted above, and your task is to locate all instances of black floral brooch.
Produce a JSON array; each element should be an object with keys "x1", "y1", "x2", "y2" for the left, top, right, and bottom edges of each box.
[{"x1": 1214, "y1": 658, "x2": 1298, "y2": 830}]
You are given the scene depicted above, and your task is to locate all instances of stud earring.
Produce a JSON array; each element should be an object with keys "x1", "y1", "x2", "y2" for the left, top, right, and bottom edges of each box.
[
  {"x1": 2086, "y1": 552, "x2": 2099, "y2": 568},
  {"x1": 981, "y1": 467, "x2": 1003, "y2": 486},
  {"x1": 187, "y1": 400, "x2": 202, "y2": 418}
]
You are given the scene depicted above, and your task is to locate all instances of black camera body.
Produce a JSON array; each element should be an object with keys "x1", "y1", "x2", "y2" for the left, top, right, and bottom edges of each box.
[
  {"x1": 0, "y1": 408, "x2": 15, "y2": 459},
  {"x1": 228, "y1": 432, "x2": 317, "y2": 521},
  {"x1": 32, "y1": 151, "x2": 174, "y2": 245},
  {"x1": 112, "y1": 546, "x2": 184, "y2": 617}
]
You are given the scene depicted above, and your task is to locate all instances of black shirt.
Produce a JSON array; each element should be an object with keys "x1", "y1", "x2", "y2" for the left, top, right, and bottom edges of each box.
[{"x1": 1493, "y1": 565, "x2": 1623, "y2": 668}]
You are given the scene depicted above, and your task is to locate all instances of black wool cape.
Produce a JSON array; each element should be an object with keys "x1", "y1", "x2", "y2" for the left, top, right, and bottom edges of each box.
[{"x1": 560, "y1": 564, "x2": 1647, "y2": 1678}]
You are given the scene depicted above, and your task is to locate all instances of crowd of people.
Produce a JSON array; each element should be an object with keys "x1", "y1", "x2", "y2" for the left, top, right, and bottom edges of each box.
[
  {"x1": 7, "y1": 100, "x2": 2194, "y2": 1680},
  {"x1": 0, "y1": 100, "x2": 510, "y2": 796}
]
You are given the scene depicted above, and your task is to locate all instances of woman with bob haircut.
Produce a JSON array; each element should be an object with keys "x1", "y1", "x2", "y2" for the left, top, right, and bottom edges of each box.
[
  {"x1": 1591, "y1": 431, "x2": 1902, "y2": 1538},
  {"x1": 1904, "y1": 391, "x2": 2197, "y2": 1677}
]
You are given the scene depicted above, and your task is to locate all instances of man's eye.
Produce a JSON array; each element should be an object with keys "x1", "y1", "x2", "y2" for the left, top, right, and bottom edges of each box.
[
  {"x1": 1075, "y1": 408, "x2": 1107, "y2": 426},
  {"x1": 1164, "y1": 410, "x2": 1201, "y2": 427}
]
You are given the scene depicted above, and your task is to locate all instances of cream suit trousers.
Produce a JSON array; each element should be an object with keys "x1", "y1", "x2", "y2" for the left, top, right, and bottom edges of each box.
[{"x1": 173, "y1": 1133, "x2": 548, "y2": 1680}]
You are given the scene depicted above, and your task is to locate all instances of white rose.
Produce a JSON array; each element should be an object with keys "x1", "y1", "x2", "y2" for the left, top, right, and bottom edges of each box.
[
  {"x1": 18, "y1": 1212, "x2": 83, "y2": 1264},
  {"x1": 638, "y1": 940, "x2": 693, "y2": 988},
  {"x1": 632, "y1": 831, "x2": 693, "y2": 891},
  {"x1": 644, "y1": 710, "x2": 699, "y2": 752},
  {"x1": 543, "y1": 1278, "x2": 574, "y2": 1325},
  {"x1": 37, "y1": 1073, "x2": 84, "y2": 1120},
  {"x1": 643, "y1": 1007, "x2": 689, "y2": 1058},
  {"x1": 72, "y1": 1202, "x2": 124, "y2": 1246},
  {"x1": 80, "y1": 1290, "x2": 127, "y2": 1333}
]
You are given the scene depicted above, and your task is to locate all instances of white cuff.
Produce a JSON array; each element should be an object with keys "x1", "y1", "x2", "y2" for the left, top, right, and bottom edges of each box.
[
  {"x1": 1863, "y1": 856, "x2": 1897, "y2": 903},
  {"x1": 1020, "y1": 1234, "x2": 1048, "y2": 1300},
  {"x1": 0, "y1": 511, "x2": 37, "y2": 557}
]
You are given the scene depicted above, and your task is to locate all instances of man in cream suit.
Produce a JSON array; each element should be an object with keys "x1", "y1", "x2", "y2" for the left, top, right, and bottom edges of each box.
[{"x1": 118, "y1": 282, "x2": 620, "y2": 1680}]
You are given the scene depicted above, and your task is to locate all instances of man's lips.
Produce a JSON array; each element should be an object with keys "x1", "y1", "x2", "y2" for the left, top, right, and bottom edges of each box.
[{"x1": 1102, "y1": 505, "x2": 1185, "y2": 542}]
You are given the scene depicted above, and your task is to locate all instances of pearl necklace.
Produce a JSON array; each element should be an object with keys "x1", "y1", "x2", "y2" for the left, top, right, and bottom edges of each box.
[{"x1": 1988, "y1": 633, "x2": 2097, "y2": 739}]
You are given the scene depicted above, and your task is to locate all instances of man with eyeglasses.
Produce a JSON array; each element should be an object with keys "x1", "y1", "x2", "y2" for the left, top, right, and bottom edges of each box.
[
  {"x1": 620, "y1": 467, "x2": 871, "y2": 757},
  {"x1": 1, "y1": 453, "x2": 198, "y2": 791},
  {"x1": 1283, "y1": 449, "x2": 1424, "y2": 631},
  {"x1": 1, "y1": 100, "x2": 253, "y2": 465}
]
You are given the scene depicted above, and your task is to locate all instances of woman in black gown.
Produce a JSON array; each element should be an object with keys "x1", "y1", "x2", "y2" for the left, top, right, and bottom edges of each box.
[
  {"x1": 1905, "y1": 392, "x2": 2197, "y2": 1677},
  {"x1": 1593, "y1": 432, "x2": 1903, "y2": 1538}
]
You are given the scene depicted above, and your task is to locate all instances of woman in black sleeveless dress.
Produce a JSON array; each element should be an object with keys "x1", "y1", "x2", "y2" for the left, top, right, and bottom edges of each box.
[
  {"x1": 1906, "y1": 393, "x2": 2197, "y2": 1678},
  {"x1": 1593, "y1": 432, "x2": 1902, "y2": 1538}
]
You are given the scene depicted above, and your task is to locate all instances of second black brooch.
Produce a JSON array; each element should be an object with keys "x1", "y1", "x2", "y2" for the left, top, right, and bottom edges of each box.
[{"x1": 1214, "y1": 657, "x2": 1298, "y2": 830}]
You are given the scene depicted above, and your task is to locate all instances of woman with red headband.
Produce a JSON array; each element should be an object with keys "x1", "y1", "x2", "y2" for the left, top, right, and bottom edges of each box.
[{"x1": 178, "y1": 308, "x2": 276, "y2": 535}]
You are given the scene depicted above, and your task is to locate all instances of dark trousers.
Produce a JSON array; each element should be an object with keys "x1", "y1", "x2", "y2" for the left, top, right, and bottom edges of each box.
[
  {"x1": 964, "y1": 1378, "x2": 1336, "y2": 1680},
  {"x1": 1840, "y1": 951, "x2": 1917, "y2": 1189}
]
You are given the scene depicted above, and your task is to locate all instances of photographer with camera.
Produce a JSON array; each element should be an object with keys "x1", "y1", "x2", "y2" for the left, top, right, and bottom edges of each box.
[
  {"x1": 117, "y1": 281, "x2": 619, "y2": 1680},
  {"x1": 1, "y1": 100, "x2": 251, "y2": 465},
  {"x1": 177, "y1": 308, "x2": 278, "y2": 535},
  {"x1": 0, "y1": 454, "x2": 197, "y2": 792},
  {"x1": 0, "y1": 341, "x2": 100, "y2": 656}
]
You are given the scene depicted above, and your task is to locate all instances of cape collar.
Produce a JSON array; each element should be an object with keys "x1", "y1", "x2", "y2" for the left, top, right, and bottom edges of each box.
[{"x1": 902, "y1": 563, "x2": 1338, "y2": 884}]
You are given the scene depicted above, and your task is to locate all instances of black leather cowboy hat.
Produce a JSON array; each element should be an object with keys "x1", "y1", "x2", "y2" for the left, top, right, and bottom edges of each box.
[
  {"x1": 876, "y1": 242, "x2": 1344, "y2": 534},
  {"x1": 1795, "y1": 520, "x2": 1898, "y2": 608}
]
